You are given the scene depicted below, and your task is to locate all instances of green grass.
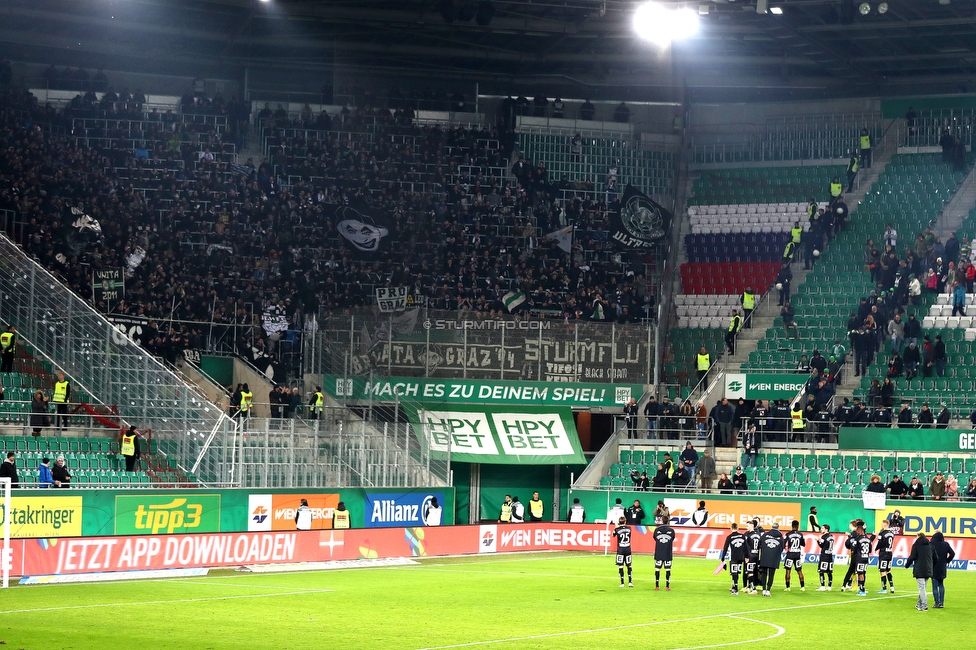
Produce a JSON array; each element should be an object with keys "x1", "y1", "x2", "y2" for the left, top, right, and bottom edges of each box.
[{"x1": 0, "y1": 553, "x2": 967, "y2": 649}]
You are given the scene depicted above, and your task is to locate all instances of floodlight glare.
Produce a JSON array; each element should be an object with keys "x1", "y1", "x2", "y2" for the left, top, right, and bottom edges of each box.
[
  {"x1": 878, "y1": 2, "x2": 888, "y2": 13},
  {"x1": 858, "y1": 2, "x2": 871, "y2": 15},
  {"x1": 633, "y1": 2, "x2": 699, "y2": 46},
  {"x1": 770, "y1": 6, "x2": 783, "y2": 14}
]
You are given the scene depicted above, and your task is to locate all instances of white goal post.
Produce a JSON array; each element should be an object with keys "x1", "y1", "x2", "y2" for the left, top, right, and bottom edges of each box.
[{"x1": 1, "y1": 477, "x2": 9, "y2": 588}]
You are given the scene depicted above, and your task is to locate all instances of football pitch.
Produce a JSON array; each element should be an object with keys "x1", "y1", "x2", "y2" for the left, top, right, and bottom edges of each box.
[{"x1": 0, "y1": 553, "x2": 967, "y2": 649}]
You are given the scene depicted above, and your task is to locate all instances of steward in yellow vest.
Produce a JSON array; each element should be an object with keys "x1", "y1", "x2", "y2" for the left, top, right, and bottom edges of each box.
[
  {"x1": 0, "y1": 325, "x2": 15, "y2": 373},
  {"x1": 309, "y1": 387, "x2": 324, "y2": 420},
  {"x1": 830, "y1": 177, "x2": 843, "y2": 199},
  {"x1": 846, "y1": 154, "x2": 859, "y2": 192},
  {"x1": 791, "y1": 406, "x2": 805, "y2": 435},
  {"x1": 528, "y1": 492, "x2": 545, "y2": 522},
  {"x1": 859, "y1": 129, "x2": 872, "y2": 168},
  {"x1": 53, "y1": 371, "x2": 71, "y2": 429},
  {"x1": 121, "y1": 425, "x2": 141, "y2": 472},
  {"x1": 499, "y1": 495, "x2": 513, "y2": 523},
  {"x1": 333, "y1": 502, "x2": 351, "y2": 529},
  {"x1": 741, "y1": 288, "x2": 755, "y2": 329}
]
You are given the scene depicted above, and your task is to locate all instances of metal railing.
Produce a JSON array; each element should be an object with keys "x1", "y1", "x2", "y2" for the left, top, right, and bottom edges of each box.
[{"x1": 0, "y1": 233, "x2": 236, "y2": 485}]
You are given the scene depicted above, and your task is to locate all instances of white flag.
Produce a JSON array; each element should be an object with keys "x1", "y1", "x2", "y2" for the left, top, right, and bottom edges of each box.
[{"x1": 544, "y1": 226, "x2": 573, "y2": 253}]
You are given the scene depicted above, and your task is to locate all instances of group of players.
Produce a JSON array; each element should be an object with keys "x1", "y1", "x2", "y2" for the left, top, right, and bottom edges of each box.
[{"x1": 612, "y1": 515, "x2": 896, "y2": 597}]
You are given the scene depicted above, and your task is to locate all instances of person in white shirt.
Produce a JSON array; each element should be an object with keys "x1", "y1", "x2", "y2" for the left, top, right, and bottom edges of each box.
[
  {"x1": 510, "y1": 496, "x2": 525, "y2": 523},
  {"x1": 568, "y1": 498, "x2": 586, "y2": 523},
  {"x1": 423, "y1": 497, "x2": 442, "y2": 526},
  {"x1": 607, "y1": 497, "x2": 626, "y2": 524},
  {"x1": 294, "y1": 499, "x2": 312, "y2": 530},
  {"x1": 884, "y1": 224, "x2": 897, "y2": 248}
]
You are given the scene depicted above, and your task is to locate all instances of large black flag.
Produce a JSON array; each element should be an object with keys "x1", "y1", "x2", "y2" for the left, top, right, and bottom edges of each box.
[
  {"x1": 328, "y1": 203, "x2": 396, "y2": 257},
  {"x1": 609, "y1": 185, "x2": 671, "y2": 249}
]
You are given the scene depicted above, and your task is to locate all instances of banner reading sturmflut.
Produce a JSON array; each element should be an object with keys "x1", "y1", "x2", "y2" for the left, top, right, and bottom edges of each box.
[{"x1": 609, "y1": 185, "x2": 671, "y2": 249}]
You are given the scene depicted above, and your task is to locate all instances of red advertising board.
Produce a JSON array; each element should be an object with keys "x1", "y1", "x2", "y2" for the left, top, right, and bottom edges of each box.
[{"x1": 6, "y1": 525, "x2": 976, "y2": 577}]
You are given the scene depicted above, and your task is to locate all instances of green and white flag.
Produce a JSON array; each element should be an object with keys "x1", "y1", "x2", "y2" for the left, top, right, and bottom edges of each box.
[{"x1": 502, "y1": 290, "x2": 526, "y2": 312}]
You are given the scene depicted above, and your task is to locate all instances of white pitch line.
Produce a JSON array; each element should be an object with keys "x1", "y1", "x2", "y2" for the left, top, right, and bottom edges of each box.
[
  {"x1": 416, "y1": 594, "x2": 914, "y2": 649},
  {"x1": 161, "y1": 579, "x2": 332, "y2": 592},
  {"x1": 668, "y1": 616, "x2": 786, "y2": 650},
  {"x1": 0, "y1": 589, "x2": 333, "y2": 615}
]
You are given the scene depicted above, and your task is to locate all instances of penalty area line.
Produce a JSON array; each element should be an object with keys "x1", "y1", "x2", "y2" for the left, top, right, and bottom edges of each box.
[
  {"x1": 0, "y1": 589, "x2": 334, "y2": 615},
  {"x1": 416, "y1": 593, "x2": 913, "y2": 649}
]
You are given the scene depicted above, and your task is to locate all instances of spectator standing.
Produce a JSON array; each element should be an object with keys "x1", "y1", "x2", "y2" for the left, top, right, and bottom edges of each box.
[
  {"x1": 672, "y1": 461, "x2": 691, "y2": 490},
  {"x1": 930, "y1": 531, "x2": 955, "y2": 608},
  {"x1": 510, "y1": 496, "x2": 525, "y2": 523},
  {"x1": 698, "y1": 449, "x2": 716, "y2": 490},
  {"x1": 714, "y1": 398, "x2": 734, "y2": 447},
  {"x1": 644, "y1": 395, "x2": 658, "y2": 438},
  {"x1": 887, "y1": 475, "x2": 908, "y2": 499},
  {"x1": 567, "y1": 498, "x2": 585, "y2": 523},
  {"x1": 740, "y1": 287, "x2": 755, "y2": 328},
  {"x1": 38, "y1": 457, "x2": 54, "y2": 488},
  {"x1": 966, "y1": 478, "x2": 976, "y2": 501},
  {"x1": 607, "y1": 498, "x2": 626, "y2": 524},
  {"x1": 578, "y1": 99, "x2": 595, "y2": 120},
  {"x1": 695, "y1": 401, "x2": 708, "y2": 439},
  {"x1": 905, "y1": 532, "x2": 933, "y2": 611},
  {"x1": 937, "y1": 404, "x2": 951, "y2": 429},
  {"x1": 0, "y1": 452, "x2": 17, "y2": 487},
  {"x1": 732, "y1": 466, "x2": 749, "y2": 494},
  {"x1": 652, "y1": 500, "x2": 670, "y2": 525},
  {"x1": 499, "y1": 495, "x2": 513, "y2": 523},
  {"x1": 908, "y1": 476, "x2": 925, "y2": 499},
  {"x1": 52, "y1": 455, "x2": 71, "y2": 488},
  {"x1": 295, "y1": 499, "x2": 312, "y2": 530},
  {"x1": 725, "y1": 309, "x2": 742, "y2": 355},
  {"x1": 846, "y1": 153, "x2": 859, "y2": 192},
  {"x1": 652, "y1": 463, "x2": 670, "y2": 490},
  {"x1": 934, "y1": 334, "x2": 947, "y2": 377},
  {"x1": 946, "y1": 474, "x2": 959, "y2": 501},
  {"x1": 742, "y1": 425, "x2": 759, "y2": 468},
  {"x1": 625, "y1": 499, "x2": 645, "y2": 525},
  {"x1": 718, "y1": 472, "x2": 734, "y2": 494},
  {"x1": 775, "y1": 263, "x2": 792, "y2": 306},
  {"x1": 930, "y1": 471, "x2": 947, "y2": 500},
  {"x1": 781, "y1": 302, "x2": 799, "y2": 339},
  {"x1": 623, "y1": 397, "x2": 638, "y2": 438},
  {"x1": 30, "y1": 390, "x2": 49, "y2": 437}
]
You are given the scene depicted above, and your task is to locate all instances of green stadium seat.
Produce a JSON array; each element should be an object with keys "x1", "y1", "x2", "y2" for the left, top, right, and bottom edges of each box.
[
  {"x1": 772, "y1": 484, "x2": 786, "y2": 497},
  {"x1": 936, "y1": 459, "x2": 950, "y2": 473},
  {"x1": 599, "y1": 476, "x2": 612, "y2": 487},
  {"x1": 794, "y1": 469, "x2": 807, "y2": 483},
  {"x1": 966, "y1": 459, "x2": 976, "y2": 473},
  {"x1": 810, "y1": 484, "x2": 826, "y2": 498},
  {"x1": 827, "y1": 484, "x2": 842, "y2": 497},
  {"x1": 745, "y1": 467, "x2": 757, "y2": 482},
  {"x1": 790, "y1": 454, "x2": 804, "y2": 469},
  {"x1": 897, "y1": 457, "x2": 910, "y2": 472},
  {"x1": 610, "y1": 463, "x2": 622, "y2": 477},
  {"x1": 785, "y1": 484, "x2": 799, "y2": 497},
  {"x1": 619, "y1": 450, "x2": 632, "y2": 464},
  {"x1": 754, "y1": 468, "x2": 768, "y2": 482},
  {"x1": 857, "y1": 456, "x2": 871, "y2": 470},
  {"x1": 821, "y1": 469, "x2": 835, "y2": 483},
  {"x1": 803, "y1": 454, "x2": 817, "y2": 470},
  {"x1": 817, "y1": 455, "x2": 831, "y2": 470},
  {"x1": 923, "y1": 458, "x2": 937, "y2": 473},
  {"x1": 951, "y1": 458, "x2": 964, "y2": 474},
  {"x1": 843, "y1": 455, "x2": 857, "y2": 470},
  {"x1": 830, "y1": 456, "x2": 843, "y2": 470},
  {"x1": 777, "y1": 453, "x2": 790, "y2": 469},
  {"x1": 781, "y1": 468, "x2": 795, "y2": 483},
  {"x1": 883, "y1": 457, "x2": 895, "y2": 472},
  {"x1": 767, "y1": 468, "x2": 782, "y2": 482},
  {"x1": 759, "y1": 481, "x2": 772, "y2": 494},
  {"x1": 632, "y1": 450, "x2": 645, "y2": 465},
  {"x1": 910, "y1": 457, "x2": 924, "y2": 472}
]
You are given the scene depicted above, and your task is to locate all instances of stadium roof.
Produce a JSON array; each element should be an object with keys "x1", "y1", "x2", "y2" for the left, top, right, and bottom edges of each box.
[{"x1": 4, "y1": 0, "x2": 976, "y2": 101}]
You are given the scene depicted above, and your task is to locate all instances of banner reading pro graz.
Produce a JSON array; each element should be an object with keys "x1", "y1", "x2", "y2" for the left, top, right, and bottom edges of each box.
[
  {"x1": 404, "y1": 405, "x2": 586, "y2": 464},
  {"x1": 609, "y1": 185, "x2": 672, "y2": 249},
  {"x1": 316, "y1": 309, "x2": 651, "y2": 383}
]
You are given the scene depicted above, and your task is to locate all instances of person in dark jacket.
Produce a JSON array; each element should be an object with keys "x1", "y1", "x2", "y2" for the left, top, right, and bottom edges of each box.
[
  {"x1": 651, "y1": 463, "x2": 670, "y2": 490},
  {"x1": 907, "y1": 476, "x2": 925, "y2": 499},
  {"x1": 717, "y1": 472, "x2": 734, "y2": 494},
  {"x1": 0, "y1": 451, "x2": 18, "y2": 488},
  {"x1": 758, "y1": 523, "x2": 785, "y2": 596},
  {"x1": 732, "y1": 466, "x2": 749, "y2": 494},
  {"x1": 917, "y1": 403, "x2": 935, "y2": 428},
  {"x1": 930, "y1": 531, "x2": 955, "y2": 608},
  {"x1": 905, "y1": 532, "x2": 934, "y2": 611},
  {"x1": 936, "y1": 404, "x2": 952, "y2": 429},
  {"x1": 30, "y1": 390, "x2": 50, "y2": 437},
  {"x1": 897, "y1": 403, "x2": 914, "y2": 428},
  {"x1": 887, "y1": 475, "x2": 908, "y2": 499}
]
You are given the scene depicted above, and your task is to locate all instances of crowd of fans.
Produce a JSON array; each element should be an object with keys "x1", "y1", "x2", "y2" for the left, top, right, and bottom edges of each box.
[{"x1": 0, "y1": 86, "x2": 655, "y2": 374}]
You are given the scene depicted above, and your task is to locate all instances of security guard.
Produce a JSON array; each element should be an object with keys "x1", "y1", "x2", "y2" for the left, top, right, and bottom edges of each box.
[
  {"x1": 52, "y1": 371, "x2": 71, "y2": 429},
  {"x1": 846, "y1": 154, "x2": 859, "y2": 192},
  {"x1": 806, "y1": 198, "x2": 817, "y2": 221},
  {"x1": 859, "y1": 128, "x2": 872, "y2": 168},
  {"x1": 0, "y1": 325, "x2": 15, "y2": 373},
  {"x1": 695, "y1": 346, "x2": 711, "y2": 385},
  {"x1": 567, "y1": 498, "x2": 586, "y2": 523},
  {"x1": 499, "y1": 494, "x2": 513, "y2": 523},
  {"x1": 790, "y1": 402, "x2": 805, "y2": 442},
  {"x1": 790, "y1": 222, "x2": 803, "y2": 245},
  {"x1": 782, "y1": 239, "x2": 796, "y2": 265},
  {"x1": 741, "y1": 287, "x2": 756, "y2": 329},
  {"x1": 829, "y1": 176, "x2": 843, "y2": 201},
  {"x1": 528, "y1": 491, "x2": 545, "y2": 522},
  {"x1": 725, "y1": 309, "x2": 742, "y2": 355},
  {"x1": 309, "y1": 386, "x2": 324, "y2": 420},
  {"x1": 333, "y1": 501, "x2": 351, "y2": 529},
  {"x1": 121, "y1": 425, "x2": 141, "y2": 472},
  {"x1": 239, "y1": 383, "x2": 253, "y2": 426}
]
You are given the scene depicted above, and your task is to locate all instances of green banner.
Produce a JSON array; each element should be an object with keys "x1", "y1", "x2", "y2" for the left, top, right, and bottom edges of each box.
[
  {"x1": 840, "y1": 427, "x2": 976, "y2": 452},
  {"x1": 323, "y1": 375, "x2": 642, "y2": 408},
  {"x1": 404, "y1": 404, "x2": 586, "y2": 465},
  {"x1": 115, "y1": 494, "x2": 222, "y2": 535},
  {"x1": 725, "y1": 372, "x2": 806, "y2": 400}
]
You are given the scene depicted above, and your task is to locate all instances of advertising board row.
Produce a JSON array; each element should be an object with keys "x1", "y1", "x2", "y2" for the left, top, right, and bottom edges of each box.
[
  {"x1": 0, "y1": 489, "x2": 450, "y2": 539},
  {"x1": 839, "y1": 426, "x2": 976, "y2": 452},
  {"x1": 7, "y1": 524, "x2": 976, "y2": 578}
]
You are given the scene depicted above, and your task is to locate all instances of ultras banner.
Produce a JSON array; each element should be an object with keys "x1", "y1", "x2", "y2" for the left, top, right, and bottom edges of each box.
[{"x1": 609, "y1": 185, "x2": 672, "y2": 249}]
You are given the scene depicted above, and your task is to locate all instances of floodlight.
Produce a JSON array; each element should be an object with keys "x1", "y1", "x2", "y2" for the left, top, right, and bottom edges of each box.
[
  {"x1": 878, "y1": 2, "x2": 888, "y2": 13},
  {"x1": 858, "y1": 3, "x2": 871, "y2": 16},
  {"x1": 770, "y1": 7, "x2": 783, "y2": 14},
  {"x1": 634, "y1": 2, "x2": 699, "y2": 46}
]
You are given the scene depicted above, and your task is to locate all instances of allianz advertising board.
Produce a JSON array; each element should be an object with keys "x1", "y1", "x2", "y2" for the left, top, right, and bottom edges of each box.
[{"x1": 365, "y1": 492, "x2": 444, "y2": 528}]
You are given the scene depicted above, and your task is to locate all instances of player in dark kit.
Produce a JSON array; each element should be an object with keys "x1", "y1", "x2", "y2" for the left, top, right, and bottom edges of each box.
[
  {"x1": 817, "y1": 525, "x2": 835, "y2": 590},
  {"x1": 758, "y1": 523, "x2": 785, "y2": 596},
  {"x1": 852, "y1": 524, "x2": 873, "y2": 596},
  {"x1": 783, "y1": 520, "x2": 806, "y2": 591},
  {"x1": 875, "y1": 519, "x2": 895, "y2": 594},
  {"x1": 721, "y1": 523, "x2": 747, "y2": 595},
  {"x1": 654, "y1": 522, "x2": 676, "y2": 590},
  {"x1": 840, "y1": 519, "x2": 864, "y2": 592},
  {"x1": 745, "y1": 520, "x2": 764, "y2": 594},
  {"x1": 613, "y1": 517, "x2": 634, "y2": 588}
]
